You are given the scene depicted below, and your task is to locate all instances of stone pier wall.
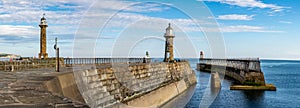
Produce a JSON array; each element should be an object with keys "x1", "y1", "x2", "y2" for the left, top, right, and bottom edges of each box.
[
  {"x1": 45, "y1": 61, "x2": 196, "y2": 108},
  {"x1": 198, "y1": 61, "x2": 265, "y2": 85}
]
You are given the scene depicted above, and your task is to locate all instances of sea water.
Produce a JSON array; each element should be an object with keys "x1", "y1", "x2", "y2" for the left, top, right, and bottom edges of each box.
[{"x1": 184, "y1": 59, "x2": 300, "y2": 108}]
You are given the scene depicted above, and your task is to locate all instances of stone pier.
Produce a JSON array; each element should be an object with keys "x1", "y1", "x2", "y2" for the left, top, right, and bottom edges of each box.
[
  {"x1": 0, "y1": 61, "x2": 196, "y2": 108},
  {"x1": 197, "y1": 58, "x2": 276, "y2": 91}
]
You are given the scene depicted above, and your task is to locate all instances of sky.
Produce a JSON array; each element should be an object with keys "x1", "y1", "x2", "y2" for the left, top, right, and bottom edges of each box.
[{"x1": 0, "y1": 0, "x2": 299, "y2": 59}]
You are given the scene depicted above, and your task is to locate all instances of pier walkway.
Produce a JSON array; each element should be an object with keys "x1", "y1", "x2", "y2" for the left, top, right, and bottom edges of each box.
[{"x1": 0, "y1": 67, "x2": 87, "y2": 108}]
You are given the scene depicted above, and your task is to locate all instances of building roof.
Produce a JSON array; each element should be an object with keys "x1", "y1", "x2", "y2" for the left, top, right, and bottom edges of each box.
[{"x1": 0, "y1": 53, "x2": 21, "y2": 58}]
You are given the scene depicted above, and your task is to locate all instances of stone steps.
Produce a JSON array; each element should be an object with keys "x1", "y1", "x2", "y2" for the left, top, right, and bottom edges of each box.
[{"x1": 95, "y1": 95, "x2": 115, "y2": 108}]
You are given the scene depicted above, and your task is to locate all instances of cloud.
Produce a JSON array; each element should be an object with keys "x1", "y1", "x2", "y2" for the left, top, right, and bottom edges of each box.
[
  {"x1": 220, "y1": 25, "x2": 283, "y2": 33},
  {"x1": 0, "y1": 0, "x2": 285, "y2": 57},
  {"x1": 0, "y1": 25, "x2": 38, "y2": 38},
  {"x1": 278, "y1": 21, "x2": 292, "y2": 24},
  {"x1": 91, "y1": 0, "x2": 170, "y2": 12},
  {"x1": 217, "y1": 14, "x2": 254, "y2": 20},
  {"x1": 199, "y1": 0, "x2": 286, "y2": 12},
  {"x1": 0, "y1": 0, "x2": 173, "y2": 39},
  {"x1": 0, "y1": 0, "x2": 86, "y2": 25}
]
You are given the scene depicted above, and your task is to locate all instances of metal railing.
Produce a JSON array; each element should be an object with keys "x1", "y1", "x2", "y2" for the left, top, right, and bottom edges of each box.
[
  {"x1": 0, "y1": 58, "x2": 59, "y2": 71},
  {"x1": 0, "y1": 57, "x2": 190, "y2": 71},
  {"x1": 199, "y1": 58, "x2": 261, "y2": 72},
  {"x1": 64, "y1": 58, "x2": 147, "y2": 65}
]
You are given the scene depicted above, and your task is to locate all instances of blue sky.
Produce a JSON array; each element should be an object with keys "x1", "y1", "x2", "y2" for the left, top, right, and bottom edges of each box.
[{"x1": 0, "y1": 0, "x2": 299, "y2": 59}]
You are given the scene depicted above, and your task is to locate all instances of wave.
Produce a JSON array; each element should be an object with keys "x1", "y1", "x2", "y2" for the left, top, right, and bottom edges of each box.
[{"x1": 261, "y1": 61, "x2": 300, "y2": 68}]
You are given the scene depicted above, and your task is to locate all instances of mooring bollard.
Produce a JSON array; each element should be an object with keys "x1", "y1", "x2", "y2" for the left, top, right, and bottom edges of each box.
[{"x1": 11, "y1": 65, "x2": 14, "y2": 72}]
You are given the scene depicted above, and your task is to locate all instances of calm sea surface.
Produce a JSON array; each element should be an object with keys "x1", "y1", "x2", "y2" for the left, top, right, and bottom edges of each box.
[{"x1": 182, "y1": 59, "x2": 300, "y2": 108}]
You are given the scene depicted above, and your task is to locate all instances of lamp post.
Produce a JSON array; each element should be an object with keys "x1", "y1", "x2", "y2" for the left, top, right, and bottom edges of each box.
[{"x1": 54, "y1": 37, "x2": 59, "y2": 72}]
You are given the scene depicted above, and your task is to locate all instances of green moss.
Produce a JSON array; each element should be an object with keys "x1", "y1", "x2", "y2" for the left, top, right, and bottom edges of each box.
[{"x1": 243, "y1": 81, "x2": 263, "y2": 86}]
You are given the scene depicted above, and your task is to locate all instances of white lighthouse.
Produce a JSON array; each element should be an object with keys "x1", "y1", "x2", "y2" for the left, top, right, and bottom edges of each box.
[{"x1": 164, "y1": 23, "x2": 175, "y2": 62}]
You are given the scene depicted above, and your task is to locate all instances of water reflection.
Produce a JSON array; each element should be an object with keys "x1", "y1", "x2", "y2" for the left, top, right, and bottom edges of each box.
[{"x1": 242, "y1": 91, "x2": 265, "y2": 101}]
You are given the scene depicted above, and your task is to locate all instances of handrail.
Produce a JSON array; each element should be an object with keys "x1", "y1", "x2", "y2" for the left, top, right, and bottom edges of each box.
[{"x1": 199, "y1": 58, "x2": 261, "y2": 72}]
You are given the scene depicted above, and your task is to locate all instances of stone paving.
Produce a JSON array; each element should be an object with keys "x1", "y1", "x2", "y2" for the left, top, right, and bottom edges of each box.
[{"x1": 0, "y1": 68, "x2": 88, "y2": 108}]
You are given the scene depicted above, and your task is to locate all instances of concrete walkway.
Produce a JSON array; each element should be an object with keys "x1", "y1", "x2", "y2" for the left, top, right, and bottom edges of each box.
[{"x1": 0, "y1": 68, "x2": 87, "y2": 108}]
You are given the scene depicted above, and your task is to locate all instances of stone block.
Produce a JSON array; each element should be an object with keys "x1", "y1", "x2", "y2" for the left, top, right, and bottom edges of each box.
[
  {"x1": 85, "y1": 69, "x2": 98, "y2": 76},
  {"x1": 88, "y1": 82, "x2": 103, "y2": 89},
  {"x1": 87, "y1": 75, "x2": 100, "y2": 83}
]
